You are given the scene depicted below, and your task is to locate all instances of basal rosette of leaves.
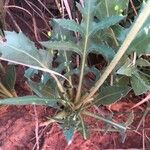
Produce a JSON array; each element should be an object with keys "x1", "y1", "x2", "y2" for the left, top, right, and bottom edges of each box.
[{"x1": 0, "y1": 0, "x2": 150, "y2": 144}]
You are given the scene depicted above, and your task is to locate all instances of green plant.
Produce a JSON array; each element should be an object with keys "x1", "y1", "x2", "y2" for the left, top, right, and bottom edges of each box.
[
  {"x1": 0, "y1": 0, "x2": 150, "y2": 143},
  {"x1": 0, "y1": 63, "x2": 17, "y2": 98}
]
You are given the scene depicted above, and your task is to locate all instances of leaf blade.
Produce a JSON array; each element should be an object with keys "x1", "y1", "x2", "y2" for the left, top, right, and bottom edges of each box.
[
  {"x1": 53, "y1": 19, "x2": 84, "y2": 35},
  {"x1": 0, "y1": 31, "x2": 65, "y2": 78},
  {"x1": 131, "y1": 73, "x2": 150, "y2": 95},
  {"x1": 90, "y1": 15, "x2": 125, "y2": 36},
  {"x1": 88, "y1": 44, "x2": 115, "y2": 62},
  {"x1": 41, "y1": 41, "x2": 82, "y2": 55},
  {"x1": 96, "y1": 86, "x2": 131, "y2": 105},
  {"x1": 0, "y1": 96, "x2": 58, "y2": 107}
]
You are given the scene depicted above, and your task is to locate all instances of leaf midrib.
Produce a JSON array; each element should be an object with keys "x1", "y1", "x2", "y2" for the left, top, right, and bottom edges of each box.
[{"x1": 1, "y1": 44, "x2": 66, "y2": 78}]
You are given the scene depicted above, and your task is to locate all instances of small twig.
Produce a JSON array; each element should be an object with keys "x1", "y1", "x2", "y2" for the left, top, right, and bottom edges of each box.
[
  {"x1": 129, "y1": 0, "x2": 138, "y2": 16},
  {"x1": 145, "y1": 132, "x2": 150, "y2": 142},
  {"x1": 37, "y1": 0, "x2": 55, "y2": 17},
  {"x1": 5, "y1": 5, "x2": 32, "y2": 16},
  {"x1": 24, "y1": 0, "x2": 50, "y2": 29},
  {"x1": 33, "y1": 105, "x2": 40, "y2": 150},
  {"x1": 6, "y1": 11, "x2": 21, "y2": 32},
  {"x1": 130, "y1": 92, "x2": 150, "y2": 109},
  {"x1": 80, "y1": 0, "x2": 84, "y2": 7},
  {"x1": 32, "y1": 14, "x2": 40, "y2": 42},
  {"x1": 142, "y1": 114, "x2": 145, "y2": 150},
  {"x1": 135, "y1": 103, "x2": 149, "y2": 131},
  {"x1": 32, "y1": 126, "x2": 48, "y2": 150},
  {"x1": 63, "y1": 0, "x2": 72, "y2": 20}
]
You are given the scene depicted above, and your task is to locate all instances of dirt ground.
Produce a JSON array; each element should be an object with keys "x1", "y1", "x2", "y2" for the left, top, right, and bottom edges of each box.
[{"x1": 0, "y1": 100, "x2": 150, "y2": 149}]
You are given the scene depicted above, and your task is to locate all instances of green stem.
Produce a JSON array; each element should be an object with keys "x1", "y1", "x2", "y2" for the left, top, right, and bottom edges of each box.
[
  {"x1": 82, "y1": 0, "x2": 150, "y2": 103},
  {"x1": 75, "y1": 39, "x2": 88, "y2": 102},
  {"x1": 110, "y1": 28, "x2": 119, "y2": 47},
  {"x1": 48, "y1": 51, "x2": 66, "y2": 95},
  {"x1": 75, "y1": 0, "x2": 91, "y2": 102},
  {"x1": 50, "y1": 73, "x2": 65, "y2": 96},
  {"x1": 79, "y1": 114, "x2": 87, "y2": 139},
  {"x1": 105, "y1": 0, "x2": 109, "y2": 17},
  {"x1": 64, "y1": 51, "x2": 73, "y2": 88}
]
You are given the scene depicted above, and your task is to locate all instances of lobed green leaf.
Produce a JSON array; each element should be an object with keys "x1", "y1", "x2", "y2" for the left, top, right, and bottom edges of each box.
[
  {"x1": 131, "y1": 73, "x2": 150, "y2": 95},
  {"x1": 41, "y1": 41, "x2": 82, "y2": 55},
  {"x1": 88, "y1": 44, "x2": 115, "y2": 62},
  {"x1": 53, "y1": 19, "x2": 84, "y2": 35},
  {"x1": 0, "y1": 31, "x2": 65, "y2": 78},
  {"x1": 117, "y1": 59, "x2": 137, "y2": 76},
  {"x1": 96, "y1": 86, "x2": 131, "y2": 105},
  {"x1": 90, "y1": 15, "x2": 125, "y2": 36}
]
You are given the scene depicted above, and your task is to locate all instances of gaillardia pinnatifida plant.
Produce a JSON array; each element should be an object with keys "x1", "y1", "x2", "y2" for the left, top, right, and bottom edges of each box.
[{"x1": 0, "y1": 0, "x2": 150, "y2": 143}]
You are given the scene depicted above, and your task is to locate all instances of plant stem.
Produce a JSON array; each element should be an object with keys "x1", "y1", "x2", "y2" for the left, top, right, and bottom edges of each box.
[
  {"x1": 110, "y1": 28, "x2": 119, "y2": 47},
  {"x1": 105, "y1": 0, "x2": 109, "y2": 17},
  {"x1": 75, "y1": 0, "x2": 91, "y2": 102},
  {"x1": 82, "y1": 0, "x2": 150, "y2": 103},
  {"x1": 50, "y1": 73, "x2": 65, "y2": 95},
  {"x1": 75, "y1": 40, "x2": 87, "y2": 102}
]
